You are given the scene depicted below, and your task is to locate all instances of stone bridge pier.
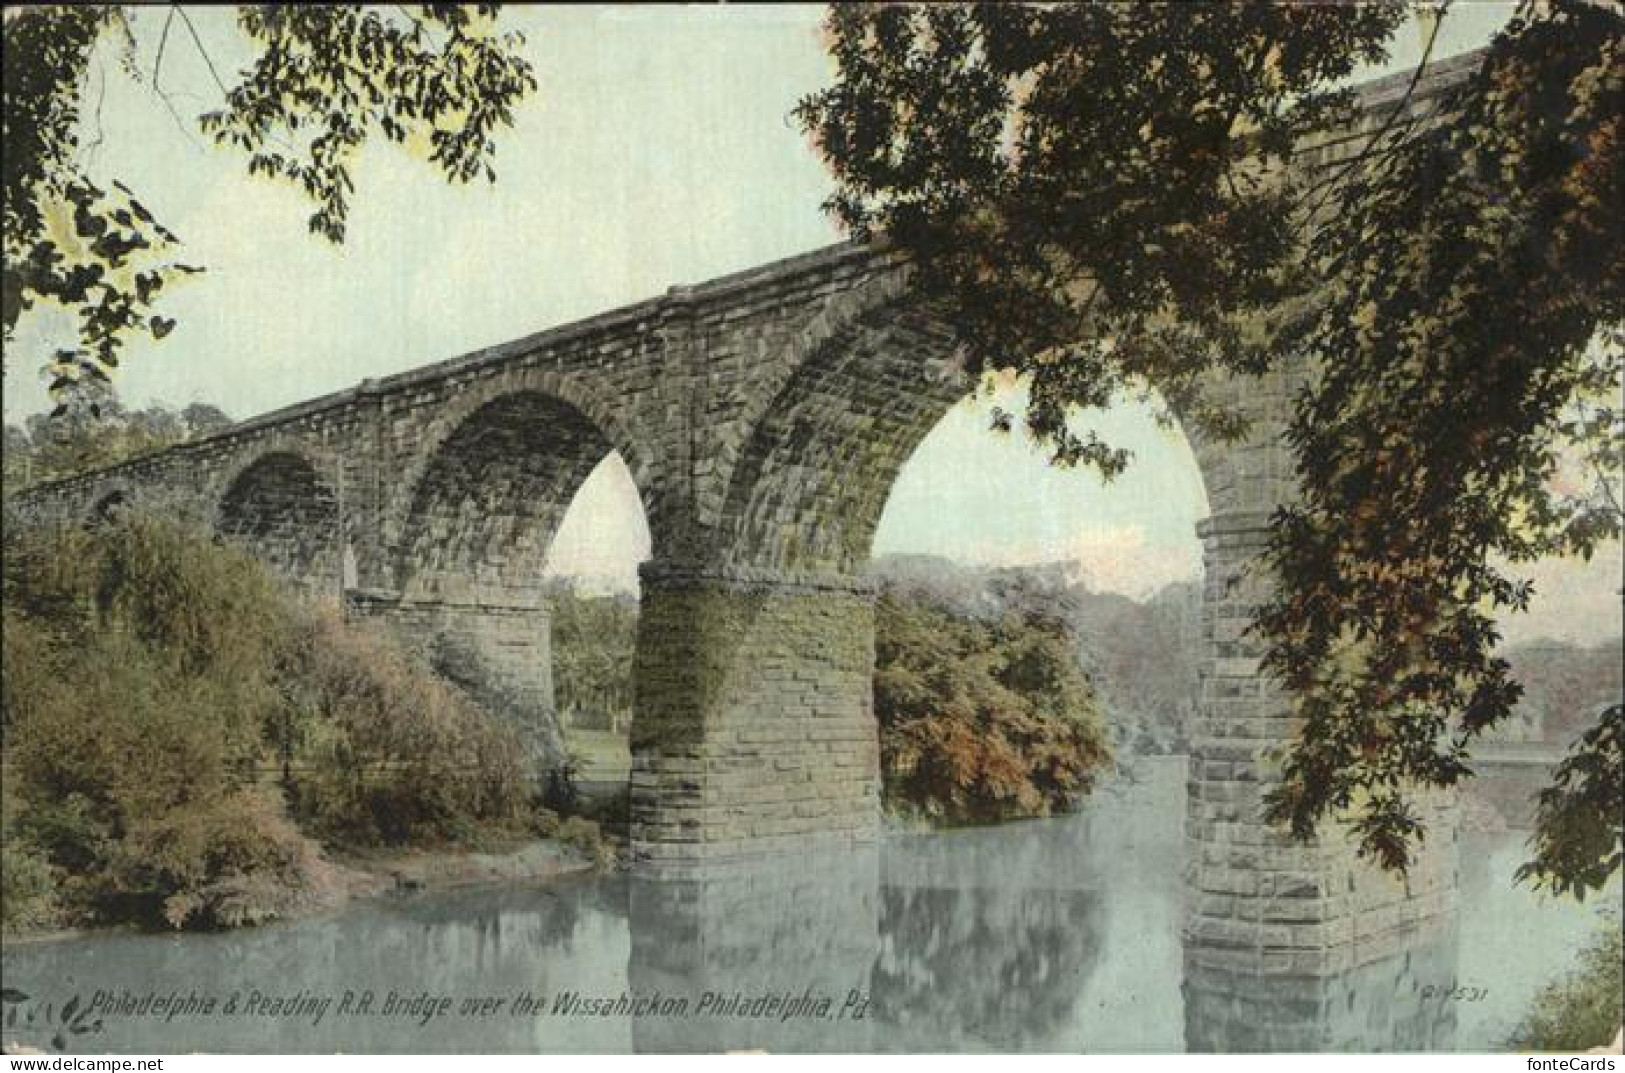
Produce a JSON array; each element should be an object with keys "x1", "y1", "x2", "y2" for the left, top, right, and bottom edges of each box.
[
  {"x1": 628, "y1": 564, "x2": 882, "y2": 858},
  {"x1": 9, "y1": 235, "x2": 1458, "y2": 974}
]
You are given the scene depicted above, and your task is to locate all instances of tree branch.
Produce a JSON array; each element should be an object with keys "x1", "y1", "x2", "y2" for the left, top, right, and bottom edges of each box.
[
  {"x1": 1300, "y1": 1, "x2": 1451, "y2": 224},
  {"x1": 83, "y1": 52, "x2": 109, "y2": 161},
  {"x1": 151, "y1": 6, "x2": 174, "y2": 92},
  {"x1": 145, "y1": 7, "x2": 205, "y2": 146},
  {"x1": 1576, "y1": 400, "x2": 1625, "y2": 522},
  {"x1": 175, "y1": 5, "x2": 230, "y2": 98}
]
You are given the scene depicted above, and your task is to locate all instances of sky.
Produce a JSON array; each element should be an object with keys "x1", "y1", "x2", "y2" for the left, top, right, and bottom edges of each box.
[{"x1": 5, "y1": 3, "x2": 1619, "y2": 643}]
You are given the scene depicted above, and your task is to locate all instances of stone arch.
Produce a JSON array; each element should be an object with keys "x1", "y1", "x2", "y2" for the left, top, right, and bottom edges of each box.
[
  {"x1": 689, "y1": 285, "x2": 1450, "y2": 967},
  {"x1": 215, "y1": 449, "x2": 342, "y2": 588},
  {"x1": 713, "y1": 285, "x2": 1275, "y2": 580},
  {"x1": 375, "y1": 384, "x2": 656, "y2": 776},
  {"x1": 392, "y1": 386, "x2": 652, "y2": 604},
  {"x1": 85, "y1": 484, "x2": 135, "y2": 527},
  {"x1": 713, "y1": 300, "x2": 972, "y2": 576},
  {"x1": 654, "y1": 286, "x2": 1263, "y2": 866},
  {"x1": 701, "y1": 262, "x2": 918, "y2": 535}
]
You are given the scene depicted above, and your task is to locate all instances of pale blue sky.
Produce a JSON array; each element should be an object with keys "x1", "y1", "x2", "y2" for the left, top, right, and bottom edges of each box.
[{"x1": 6, "y1": 4, "x2": 1618, "y2": 641}]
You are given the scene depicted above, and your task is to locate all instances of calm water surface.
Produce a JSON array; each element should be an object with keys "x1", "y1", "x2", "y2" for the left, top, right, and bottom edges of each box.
[{"x1": 3, "y1": 759, "x2": 1615, "y2": 1053}]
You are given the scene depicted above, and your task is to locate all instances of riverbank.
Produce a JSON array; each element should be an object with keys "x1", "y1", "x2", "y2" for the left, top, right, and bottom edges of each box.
[
  {"x1": 1, "y1": 835, "x2": 611, "y2": 948},
  {"x1": 337, "y1": 835, "x2": 608, "y2": 897}
]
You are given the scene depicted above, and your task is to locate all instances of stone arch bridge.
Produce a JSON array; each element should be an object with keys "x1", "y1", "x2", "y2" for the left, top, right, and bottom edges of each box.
[{"x1": 8, "y1": 58, "x2": 1474, "y2": 972}]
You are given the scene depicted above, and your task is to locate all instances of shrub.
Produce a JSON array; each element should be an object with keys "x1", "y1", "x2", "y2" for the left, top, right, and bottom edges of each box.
[
  {"x1": 556, "y1": 815, "x2": 615, "y2": 870},
  {"x1": 280, "y1": 604, "x2": 531, "y2": 848},
  {"x1": 2, "y1": 523, "x2": 313, "y2": 929},
  {"x1": 0, "y1": 836, "x2": 57, "y2": 930},
  {"x1": 1, "y1": 517, "x2": 536, "y2": 929},
  {"x1": 0, "y1": 770, "x2": 57, "y2": 931},
  {"x1": 874, "y1": 591, "x2": 1112, "y2": 825},
  {"x1": 1509, "y1": 918, "x2": 1624, "y2": 1052},
  {"x1": 4, "y1": 630, "x2": 305, "y2": 925}
]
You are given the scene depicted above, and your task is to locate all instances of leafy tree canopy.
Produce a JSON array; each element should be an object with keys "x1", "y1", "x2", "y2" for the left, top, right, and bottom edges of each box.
[
  {"x1": 3, "y1": 386, "x2": 232, "y2": 493},
  {"x1": 799, "y1": 1, "x2": 1623, "y2": 887},
  {"x1": 2, "y1": 4, "x2": 537, "y2": 410},
  {"x1": 548, "y1": 587, "x2": 637, "y2": 727},
  {"x1": 875, "y1": 588, "x2": 1112, "y2": 824}
]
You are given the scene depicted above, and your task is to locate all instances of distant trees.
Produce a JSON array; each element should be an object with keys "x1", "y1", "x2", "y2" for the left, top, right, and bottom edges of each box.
[
  {"x1": 548, "y1": 588, "x2": 636, "y2": 733},
  {"x1": 543, "y1": 571, "x2": 1116, "y2": 825},
  {"x1": 2, "y1": 390, "x2": 231, "y2": 493},
  {"x1": 871, "y1": 555, "x2": 1199, "y2": 757},
  {"x1": 874, "y1": 588, "x2": 1112, "y2": 824}
]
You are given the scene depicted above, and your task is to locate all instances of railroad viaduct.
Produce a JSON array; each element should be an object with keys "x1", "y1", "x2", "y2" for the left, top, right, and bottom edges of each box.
[{"x1": 6, "y1": 56, "x2": 1476, "y2": 971}]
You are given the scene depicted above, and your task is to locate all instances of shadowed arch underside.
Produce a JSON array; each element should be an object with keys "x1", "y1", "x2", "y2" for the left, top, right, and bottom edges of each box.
[
  {"x1": 394, "y1": 391, "x2": 624, "y2": 603},
  {"x1": 715, "y1": 304, "x2": 970, "y2": 576},
  {"x1": 217, "y1": 451, "x2": 339, "y2": 588}
]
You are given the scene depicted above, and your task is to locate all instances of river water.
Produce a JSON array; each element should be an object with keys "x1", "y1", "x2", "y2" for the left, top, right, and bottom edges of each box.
[{"x1": 2, "y1": 758, "x2": 1615, "y2": 1053}]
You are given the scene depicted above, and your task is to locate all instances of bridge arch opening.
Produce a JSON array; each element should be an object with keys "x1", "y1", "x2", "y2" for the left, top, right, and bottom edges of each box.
[
  {"x1": 714, "y1": 327, "x2": 1212, "y2": 763},
  {"x1": 86, "y1": 488, "x2": 132, "y2": 527},
  {"x1": 216, "y1": 451, "x2": 340, "y2": 588},
  {"x1": 631, "y1": 280, "x2": 1454, "y2": 964},
  {"x1": 394, "y1": 391, "x2": 651, "y2": 604},
  {"x1": 386, "y1": 388, "x2": 654, "y2": 777},
  {"x1": 869, "y1": 378, "x2": 1210, "y2": 761},
  {"x1": 711, "y1": 302, "x2": 1214, "y2": 585},
  {"x1": 541, "y1": 452, "x2": 649, "y2": 786}
]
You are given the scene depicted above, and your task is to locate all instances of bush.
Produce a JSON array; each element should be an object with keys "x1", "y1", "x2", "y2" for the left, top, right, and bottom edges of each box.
[
  {"x1": 556, "y1": 815, "x2": 615, "y2": 870},
  {"x1": 874, "y1": 591, "x2": 1112, "y2": 825},
  {"x1": 282, "y1": 605, "x2": 530, "y2": 847},
  {"x1": 0, "y1": 836, "x2": 57, "y2": 930},
  {"x1": 0, "y1": 517, "x2": 537, "y2": 930},
  {"x1": 0, "y1": 770, "x2": 57, "y2": 931},
  {"x1": 1509, "y1": 918, "x2": 1624, "y2": 1052},
  {"x1": 2, "y1": 523, "x2": 312, "y2": 929}
]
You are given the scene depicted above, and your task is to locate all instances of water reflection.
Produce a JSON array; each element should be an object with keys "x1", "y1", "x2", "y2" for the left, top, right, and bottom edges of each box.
[
  {"x1": 1, "y1": 760, "x2": 1612, "y2": 1053},
  {"x1": 1183, "y1": 921, "x2": 1461, "y2": 1053},
  {"x1": 626, "y1": 849, "x2": 882, "y2": 1053}
]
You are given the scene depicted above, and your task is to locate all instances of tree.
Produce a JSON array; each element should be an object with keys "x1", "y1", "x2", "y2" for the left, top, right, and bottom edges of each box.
[
  {"x1": 798, "y1": 2, "x2": 1623, "y2": 888},
  {"x1": 549, "y1": 587, "x2": 637, "y2": 731},
  {"x1": 874, "y1": 587, "x2": 1112, "y2": 824},
  {"x1": 3, "y1": 391, "x2": 235, "y2": 494},
  {"x1": 2, "y1": 4, "x2": 537, "y2": 410},
  {"x1": 1518, "y1": 703, "x2": 1623, "y2": 898}
]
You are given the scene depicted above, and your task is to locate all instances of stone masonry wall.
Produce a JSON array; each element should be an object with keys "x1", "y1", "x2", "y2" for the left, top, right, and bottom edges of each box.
[
  {"x1": 627, "y1": 845, "x2": 882, "y2": 1052},
  {"x1": 1183, "y1": 914, "x2": 1461, "y2": 1051},
  {"x1": 1186, "y1": 512, "x2": 1459, "y2": 975},
  {"x1": 628, "y1": 564, "x2": 880, "y2": 862}
]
